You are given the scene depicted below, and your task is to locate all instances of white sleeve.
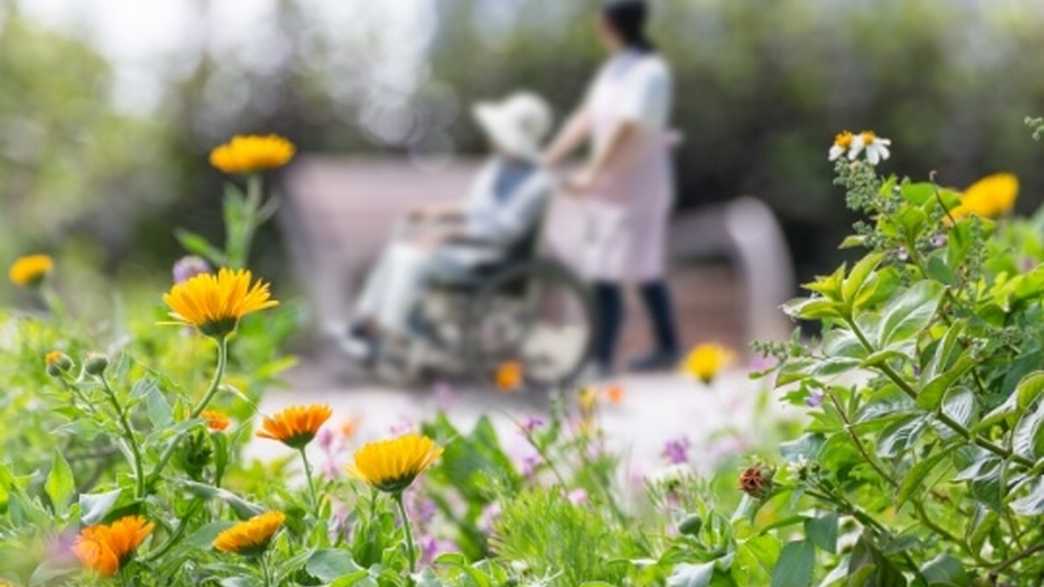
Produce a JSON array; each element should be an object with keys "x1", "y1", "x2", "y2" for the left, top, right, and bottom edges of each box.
[{"x1": 616, "y1": 61, "x2": 671, "y2": 128}]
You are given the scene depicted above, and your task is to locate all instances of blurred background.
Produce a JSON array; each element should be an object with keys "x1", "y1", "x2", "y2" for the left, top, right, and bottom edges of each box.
[{"x1": 3, "y1": 0, "x2": 1044, "y2": 314}]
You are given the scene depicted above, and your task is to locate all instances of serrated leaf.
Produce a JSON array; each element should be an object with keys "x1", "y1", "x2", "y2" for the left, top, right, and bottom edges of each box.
[{"x1": 876, "y1": 415, "x2": 926, "y2": 458}]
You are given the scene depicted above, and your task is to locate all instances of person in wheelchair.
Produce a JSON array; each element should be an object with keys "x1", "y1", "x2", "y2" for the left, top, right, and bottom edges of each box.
[{"x1": 344, "y1": 92, "x2": 555, "y2": 361}]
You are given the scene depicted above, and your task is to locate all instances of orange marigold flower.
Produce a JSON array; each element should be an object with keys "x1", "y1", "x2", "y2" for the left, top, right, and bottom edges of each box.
[
  {"x1": 950, "y1": 173, "x2": 1019, "y2": 220},
  {"x1": 348, "y1": 434, "x2": 443, "y2": 493},
  {"x1": 256, "y1": 404, "x2": 332, "y2": 449},
  {"x1": 73, "y1": 516, "x2": 154, "y2": 577},
  {"x1": 213, "y1": 511, "x2": 285, "y2": 555},
  {"x1": 202, "y1": 409, "x2": 231, "y2": 431},
  {"x1": 604, "y1": 384, "x2": 624, "y2": 405},
  {"x1": 8, "y1": 254, "x2": 53, "y2": 287},
  {"x1": 340, "y1": 416, "x2": 361, "y2": 440},
  {"x1": 495, "y1": 361, "x2": 524, "y2": 392},
  {"x1": 209, "y1": 134, "x2": 295, "y2": 175},
  {"x1": 162, "y1": 268, "x2": 279, "y2": 338}
]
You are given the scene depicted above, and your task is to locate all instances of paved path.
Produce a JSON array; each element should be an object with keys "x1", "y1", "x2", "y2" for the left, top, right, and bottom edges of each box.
[{"x1": 246, "y1": 359, "x2": 796, "y2": 481}]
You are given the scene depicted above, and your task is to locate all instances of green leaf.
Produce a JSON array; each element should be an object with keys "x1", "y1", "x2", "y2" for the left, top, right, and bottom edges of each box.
[
  {"x1": 79, "y1": 488, "x2": 121, "y2": 525},
  {"x1": 780, "y1": 434, "x2": 824, "y2": 463},
  {"x1": 179, "y1": 480, "x2": 264, "y2": 519},
  {"x1": 917, "y1": 354, "x2": 974, "y2": 411},
  {"x1": 174, "y1": 229, "x2": 228, "y2": 267},
  {"x1": 876, "y1": 415, "x2": 927, "y2": 458},
  {"x1": 732, "y1": 535, "x2": 781, "y2": 585},
  {"x1": 1012, "y1": 398, "x2": 1044, "y2": 460},
  {"x1": 771, "y1": 540, "x2": 814, "y2": 587},
  {"x1": 782, "y1": 298, "x2": 844, "y2": 321},
  {"x1": 667, "y1": 561, "x2": 717, "y2": 587},
  {"x1": 876, "y1": 281, "x2": 945, "y2": 348},
  {"x1": 921, "y1": 554, "x2": 969, "y2": 585},
  {"x1": 1015, "y1": 371, "x2": 1044, "y2": 410},
  {"x1": 144, "y1": 384, "x2": 173, "y2": 428},
  {"x1": 919, "y1": 321, "x2": 965, "y2": 384},
  {"x1": 185, "y1": 521, "x2": 236, "y2": 548},
  {"x1": 839, "y1": 235, "x2": 867, "y2": 250},
  {"x1": 307, "y1": 549, "x2": 361, "y2": 582},
  {"x1": 45, "y1": 451, "x2": 75, "y2": 512},
  {"x1": 900, "y1": 182, "x2": 937, "y2": 205},
  {"x1": 1010, "y1": 476, "x2": 1044, "y2": 516},
  {"x1": 896, "y1": 447, "x2": 955, "y2": 509},
  {"x1": 842, "y1": 253, "x2": 885, "y2": 306},
  {"x1": 805, "y1": 513, "x2": 838, "y2": 554}
]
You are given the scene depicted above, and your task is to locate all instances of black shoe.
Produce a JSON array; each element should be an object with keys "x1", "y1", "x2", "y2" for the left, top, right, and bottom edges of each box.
[{"x1": 627, "y1": 350, "x2": 680, "y2": 373}]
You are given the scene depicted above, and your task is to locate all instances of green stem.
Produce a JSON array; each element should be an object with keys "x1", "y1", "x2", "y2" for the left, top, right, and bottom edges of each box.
[
  {"x1": 148, "y1": 336, "x2": 229, "y2": 487},
  {"x1": 144, "y1": 499, "x2": 204, "y2": 562},
  {"x1": 260, "y1": 551, "x2": 273, "y2": 587},
  {"x1": 190, "y1": 336, "x2": 229, "y2": 419},
  {"x1": 394, "y1": 492, "x2": 417, "y2": 573},
  {"x1": 99, "y1": 375, "x2": 145, "y2": 499},
  {"x1": 299, "y1": 447, "x2": 319, "y2": 516}
]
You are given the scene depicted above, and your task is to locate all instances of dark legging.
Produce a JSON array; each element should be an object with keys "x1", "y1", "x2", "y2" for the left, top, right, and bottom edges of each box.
[{"x1": 593, "y1": 279, "x2": 679, "y2": 369}]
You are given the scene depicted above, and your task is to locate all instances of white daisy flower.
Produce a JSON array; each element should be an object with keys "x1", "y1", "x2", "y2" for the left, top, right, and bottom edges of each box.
[
  {"x1": 828, "y1": 130, "x2": 854, "y2": 162},
  {"x1": 848, "y1": 131, "x2": 892, "y2": 165}
]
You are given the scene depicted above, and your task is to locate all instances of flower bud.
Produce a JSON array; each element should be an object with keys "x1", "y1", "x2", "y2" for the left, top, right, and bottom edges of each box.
[
  {"x1": 83, "y1": 353, "x2": 109, "y2": 376},
  {"x1": 45, "y1": 351, "x2": 73, "y2": 376},
  {"x1": 678, "y1": 513, "x2": 703, "y2": 536},
  {"x1": 738, "y1": 464, "x2": 775, "y2": 499}
]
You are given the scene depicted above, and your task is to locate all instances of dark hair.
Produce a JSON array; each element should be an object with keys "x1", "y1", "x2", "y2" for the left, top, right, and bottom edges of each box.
[{"x1": 602, "y1": 0, "x2": 654, "y2": 52}]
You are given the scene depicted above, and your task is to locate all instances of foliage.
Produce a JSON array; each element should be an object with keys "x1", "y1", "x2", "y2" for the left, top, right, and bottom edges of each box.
[{"x1": 756, "y1": 138, "x2": 1044, "y2": 584}]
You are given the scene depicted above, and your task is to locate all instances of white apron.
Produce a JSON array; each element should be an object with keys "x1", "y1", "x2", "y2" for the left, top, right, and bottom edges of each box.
[{"x1": 579, "y1": 50, "x2": 675, "y2": 283}]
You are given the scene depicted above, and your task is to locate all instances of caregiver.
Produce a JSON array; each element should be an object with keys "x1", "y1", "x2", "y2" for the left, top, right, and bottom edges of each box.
[{"x1": 543, "y1": 0, "x2": 680, "y2": 374}]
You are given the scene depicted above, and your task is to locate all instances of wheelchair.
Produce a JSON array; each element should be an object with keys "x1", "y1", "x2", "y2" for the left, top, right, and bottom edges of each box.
[{"x1": 367, "y1": 212, "x2": 595, "y2": 390}]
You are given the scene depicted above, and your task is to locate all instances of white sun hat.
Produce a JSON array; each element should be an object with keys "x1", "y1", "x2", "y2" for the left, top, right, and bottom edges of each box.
[{"x1": 472, "y1": 91, "x2": 553, "y2": 161}]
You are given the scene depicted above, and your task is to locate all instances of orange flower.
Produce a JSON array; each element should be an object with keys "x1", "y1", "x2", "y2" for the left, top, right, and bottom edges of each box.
[
  {"x1": 604, "y1": 384, "x2": 624, "y2": 406},
  {"x1": 213, "y1": 512, "x2": 285, "y2": 555},
  {"x1": 340, "y1": 416, "x2": 361, "y2": 440},
  {"x1": 209, "y1": 134, "x2": 295, "y2": 175},
  {"x1": 202, "y1": 410, "x2": 231, "y2": 431},
  {"x1": 256, "y1": 404, "x2": 332, "y2": 449},
  {"x1": 495, "y1": 361, "x2": 524, "y2": 392},
  {"x1": 8, "y1": 254, "x2": 53, "y2": 287},
  {"x1": 73, "y1": 516, "x2": 154, "y2": 577}
]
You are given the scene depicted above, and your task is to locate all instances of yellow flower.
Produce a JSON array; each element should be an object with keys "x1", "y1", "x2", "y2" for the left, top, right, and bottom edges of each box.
[
  {"x1": 348, "y1": 434, "x2": 443, "y2": 493},
  {"x1": 256, "y1": 404, "x2": 332, "y2": 449},
  {"x1": 213, "y1": 512, "x2": 285, "y2": 555},
  {"x1": 681, "y1": 343, "x2": 734, "y2": 385},
  {"x1": 209, "y1": 134, "x2": 295, "y2": 175},
  {"x1": 951, "y1": 173, "x2": 1019, "y2": 220},
  {"x1": 162, "y1": 268, "x2": 279, "y2": 337},
  {"x1": 73, "y1": 516, "x2": 154, "y2": 577},
  {"x1": 495, "y1": 361, "x2": 524, "y2": 393},
  {"x1": 202, "y1": 409, "x2": 231, "y2": 431},
  {"x1": 8, "y1": 254, "x2": 53, "y2": 287}
]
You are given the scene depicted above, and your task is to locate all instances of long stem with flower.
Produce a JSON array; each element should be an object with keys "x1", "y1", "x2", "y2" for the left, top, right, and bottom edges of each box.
[
  {"x1": 190, "y1": 335, "x2": 229, "y2": 419},
  {"x1": 393, "y1": 491, "x2": 418, "y2": 573}
]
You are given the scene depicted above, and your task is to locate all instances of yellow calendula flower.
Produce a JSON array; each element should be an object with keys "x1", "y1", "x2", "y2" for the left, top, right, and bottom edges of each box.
[
  {"x1": 209, "y1": 134, "x2": 295, "y2": 175},
  {"x1": 348, "y1": 434, "x2": 443, "y2": 493},
  {"x1": 951, "y1": 173, "x2": 1019, "y2": 220},
  {"x1": 73, "y1": 516, "x2": 154, "y2": 577},
  {"x1": 495, "y1": 360, "x2": 524, "y2": 393},
  {"x1": 202, "y1": 409, "x2": 231, "y2": 431},
  {"x1": 162, "y1": 268, "x2": 279, "y2": 338},
  {"x1": 9, "y1": 254, "x2": 53, "y2": 287},
  {"x1": 213, "y1": 511, "x2": 285, "y2": 555},
  {"x1": 256, "y1": 404, "x2": 332, "y2": 449},
  {"x1": 681, "y1": 343, "x2": 734, "y2": 385}
]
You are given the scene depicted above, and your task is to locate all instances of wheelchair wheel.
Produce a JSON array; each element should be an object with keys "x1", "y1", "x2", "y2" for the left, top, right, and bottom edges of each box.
[{"x1": 465, "y1": 259, "x2": 594, "y2": 389}]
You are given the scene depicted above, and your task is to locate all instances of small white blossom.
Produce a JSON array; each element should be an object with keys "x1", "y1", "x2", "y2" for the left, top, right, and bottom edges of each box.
[{"x1": 848, "y1": 131, "x2": 892, "y2": 165}]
